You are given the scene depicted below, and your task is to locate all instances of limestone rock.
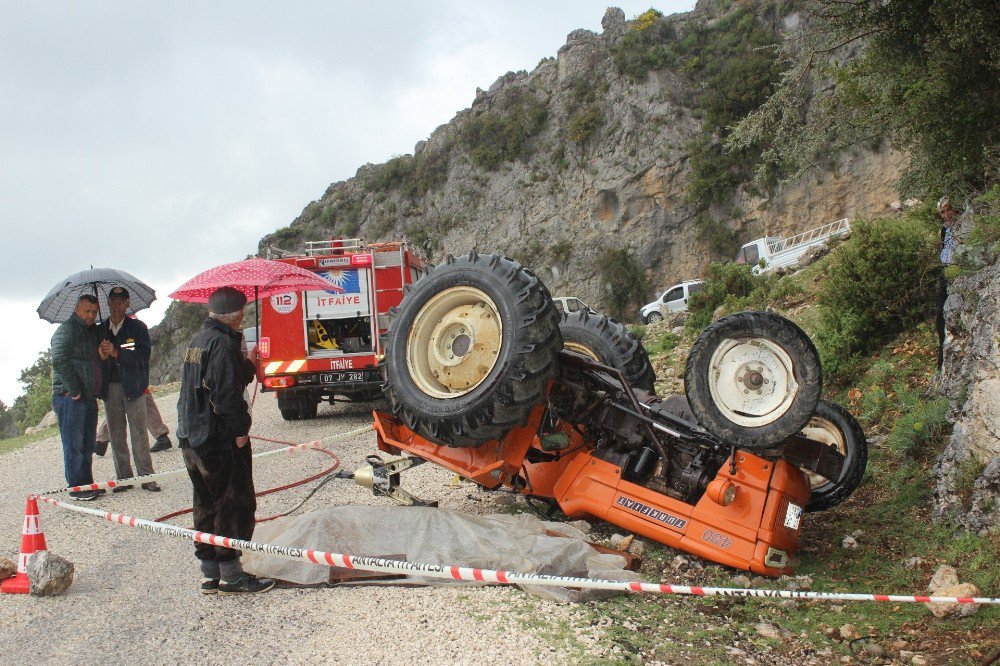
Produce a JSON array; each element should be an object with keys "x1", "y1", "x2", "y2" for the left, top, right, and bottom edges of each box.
[
  {"x1": 925, "y1": 565, "x2": 980, "y2": 618},
  {"x1": 37, "y1": 410, "x2": 57, "y2": 429},
  {"x1": 26, "y1": 551, "x2": 74, "y2": 596},
  {"x1": 935, "y1": 257, "x2": 1000, "y2": 531},
  {"x1": 927, "y1": 564, "x2": 959, "y2": 590},
  {"x1": 841, "y1": 535, "x2": 858, "y2": 549},
  {"x1": 838, "y1": 623, "x2": 858, "y2": 640},
  {"x1": 0, "y1": 557, "x2": 16, "y2": 579},
  {"x1": 755, "y1": 622, "x2": 783, "y2": 640}
]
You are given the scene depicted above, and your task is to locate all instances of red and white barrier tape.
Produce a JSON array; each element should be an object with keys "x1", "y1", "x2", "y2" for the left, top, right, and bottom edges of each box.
[
  {"x1": 37, "y1": 424, "x2": 372, "y2": 496},
  {"x1": 36, "y1": 495, "x2": 1000, "y2": 606}
]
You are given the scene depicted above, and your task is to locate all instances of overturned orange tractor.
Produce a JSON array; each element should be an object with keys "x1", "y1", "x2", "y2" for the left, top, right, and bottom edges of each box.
[{"x1": 372, "y1": 252, "x2": 866, "y2": 576}]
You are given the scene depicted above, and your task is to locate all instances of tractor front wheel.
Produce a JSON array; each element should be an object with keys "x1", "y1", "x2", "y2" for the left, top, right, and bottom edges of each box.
[{"x1": 684, "y1": 311, "x2": 821, "y2": 450}]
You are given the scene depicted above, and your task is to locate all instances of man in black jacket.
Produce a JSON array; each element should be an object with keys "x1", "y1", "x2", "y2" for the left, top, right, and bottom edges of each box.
[
  {"x1": 99, "y1": 287, "x2": 160, "y2": 492},
  {"x1": 51, "y1": 294, "x2": 110, "y2": 501},
  {"x1": 177, "y1": 286, "x2": 273, "y2": 595}
]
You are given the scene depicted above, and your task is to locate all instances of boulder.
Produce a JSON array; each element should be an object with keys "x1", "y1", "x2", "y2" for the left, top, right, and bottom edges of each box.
[
  {"x1": 925, "y1": 565, "x2": 980, "y2": 618},
  {"x1": 26, "y1": 551, "x2": 74, "y2": 596},
  {"x1": 0, "y1": 557, "x2": 16, "y2": 579},
  {"x1": 37, "y1": 410, "x2": 58, "y2": 429}
]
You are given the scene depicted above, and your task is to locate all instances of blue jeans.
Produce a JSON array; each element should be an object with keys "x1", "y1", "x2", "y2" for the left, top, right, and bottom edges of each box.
[{"x1": 53, "y1": 395, "x2": 98, "y2": 487}]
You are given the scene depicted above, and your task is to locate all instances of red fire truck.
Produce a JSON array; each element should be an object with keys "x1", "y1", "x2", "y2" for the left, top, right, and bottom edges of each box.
[{"x1": 257, "y1": 239, "x2": 427, "y2": 420}]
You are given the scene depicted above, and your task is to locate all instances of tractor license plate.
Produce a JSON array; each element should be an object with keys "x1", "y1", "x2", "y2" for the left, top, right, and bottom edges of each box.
[
  {"x1": 783, "y1": 502, "x2": 803, "y2": 530},
  {"x1": 321, "y1": 371, "x2": 367, "y2": 383}
]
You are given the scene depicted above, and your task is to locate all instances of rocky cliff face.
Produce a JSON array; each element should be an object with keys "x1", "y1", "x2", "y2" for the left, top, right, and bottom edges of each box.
[
  {"x1": 936, "y1": 209, "x2": 1000, "y2": 532},
  {"x1": 258, "y1": 3, "x2": 905, "y2": 315}
]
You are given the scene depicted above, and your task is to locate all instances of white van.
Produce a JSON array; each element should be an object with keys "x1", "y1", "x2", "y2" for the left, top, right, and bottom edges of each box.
[{"x1": 639, "y1": 280, "x2": 704, "y2": 323}]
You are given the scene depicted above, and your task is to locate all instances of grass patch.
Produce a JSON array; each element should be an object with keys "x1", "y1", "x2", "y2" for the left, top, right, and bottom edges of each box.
[{"x1": 0, "y1": 427, "x2": 58, "y2": 456}]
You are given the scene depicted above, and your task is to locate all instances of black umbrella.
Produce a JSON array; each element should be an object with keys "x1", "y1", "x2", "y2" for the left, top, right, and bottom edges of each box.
[{"x1": 37, "y1": 268, "x2": 157, "y2": 324}]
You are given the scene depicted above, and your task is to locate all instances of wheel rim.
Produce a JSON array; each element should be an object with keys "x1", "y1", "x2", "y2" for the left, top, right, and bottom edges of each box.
[
  {"x1": 406, "y1": 286, "x2": 503, "y2": 399},
  {"x1": 707, "y1": 337, "x2": 799, "y2": 427},
  {"x1": 800, "y1": 416, "x2": 846, "y2": 490},
  {"x1": 648, "y1": 312, "x2": 662, "y2": 323},
  {"x1": 564, "y1": 341, "x2": 601, "y2": 362}
]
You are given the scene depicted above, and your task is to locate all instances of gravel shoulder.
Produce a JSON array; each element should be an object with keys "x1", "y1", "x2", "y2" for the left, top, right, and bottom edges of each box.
[{"x1": 0, "y1": 392, "x2": 567, "y2": 665}]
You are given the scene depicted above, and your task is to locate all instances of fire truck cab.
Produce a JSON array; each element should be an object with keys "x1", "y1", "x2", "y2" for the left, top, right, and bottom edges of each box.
[{"x1": 257, "y1": 238, "x2": 426, "y2": 420}]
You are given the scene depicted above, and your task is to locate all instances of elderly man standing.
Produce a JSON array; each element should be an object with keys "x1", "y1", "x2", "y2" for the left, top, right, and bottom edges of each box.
[
  {"x1": 51, "y1": 294, "x2": 109, "y2": 501},
  {"x1": 178, "y1": 287, "x2": 273, "y2": 595},
  {"x1": 99, "y1": 286, "x2": 160, "y2": 492}
]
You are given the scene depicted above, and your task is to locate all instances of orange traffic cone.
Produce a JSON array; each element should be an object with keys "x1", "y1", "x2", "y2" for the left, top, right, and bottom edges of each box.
[{"x1": 1, "y1": 496, "x2": 47, "y2": 594}]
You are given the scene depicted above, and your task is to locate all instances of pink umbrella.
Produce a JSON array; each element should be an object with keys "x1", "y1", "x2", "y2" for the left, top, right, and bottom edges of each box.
[{"x1": 169, "y1": 258, "x2": 333, "y2": 303}]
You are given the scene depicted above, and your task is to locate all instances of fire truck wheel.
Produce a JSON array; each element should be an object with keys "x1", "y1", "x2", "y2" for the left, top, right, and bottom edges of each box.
[
  {"x1": 299, "y1": 397, "x2": 318, "y2": 420},
  {"x1": 559, "y1": 311, "x2": 656, "y2": 391},
  {"x1": 382, "y1": 251, "x2": 562, "y2": 448},
  {"x1": 800, "y1": 400, "x2": 868, "y2": 512},
  {"x1": 684, "y1": 311, "x2": 821, "y2": 449}
]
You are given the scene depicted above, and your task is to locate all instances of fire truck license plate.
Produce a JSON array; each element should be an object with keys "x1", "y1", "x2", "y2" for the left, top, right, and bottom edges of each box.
[
  {"x1": 321, "y1": 371, "x2": 367, "y2": 383},
  {"x1": 783, "y1": 502, "x2": 803, "y2": 530}
]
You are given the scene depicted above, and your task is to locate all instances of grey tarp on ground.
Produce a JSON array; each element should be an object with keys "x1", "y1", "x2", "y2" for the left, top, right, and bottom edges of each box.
[{"x1": 242, "y1": 505, "x2": 638, "y2": 602}]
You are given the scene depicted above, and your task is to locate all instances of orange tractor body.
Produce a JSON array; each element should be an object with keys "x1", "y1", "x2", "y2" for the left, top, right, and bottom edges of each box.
[{"x1": 373, "y1": 405, "x2": 811, "y2": 576}]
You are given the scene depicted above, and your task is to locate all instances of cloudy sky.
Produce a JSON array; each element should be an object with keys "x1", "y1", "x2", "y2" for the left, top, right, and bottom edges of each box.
[{"x1": 0, "y1": 1, "x2": 696, "y2": 405}]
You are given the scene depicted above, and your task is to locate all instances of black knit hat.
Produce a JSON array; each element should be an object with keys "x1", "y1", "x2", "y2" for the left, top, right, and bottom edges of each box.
[{"x1": 208, "y1": 287, "x2": 247, "y2": 315}]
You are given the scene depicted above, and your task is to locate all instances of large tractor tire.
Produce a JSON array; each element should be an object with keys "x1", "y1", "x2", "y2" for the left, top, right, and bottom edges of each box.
[
  {"x1": 800, "y1": 400, "x2": 867, "y2": 513},
  {"x1": 382, "y1": 252, "x2": 562, "y2": 448},
  {"x1": 684, "y1": 311, "x2": 821, "y2": 450},
  {"x1": 559, "y1": 311, "x2": 656, "y2": 392}
]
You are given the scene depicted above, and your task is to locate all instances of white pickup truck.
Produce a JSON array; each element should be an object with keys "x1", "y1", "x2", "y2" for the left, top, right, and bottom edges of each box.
[{"x1": 735, "y1": 218, "x2": 851, "y2": 274}]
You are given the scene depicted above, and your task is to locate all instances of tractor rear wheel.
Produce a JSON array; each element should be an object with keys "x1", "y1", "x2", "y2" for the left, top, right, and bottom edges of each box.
[
  {"x1": 800, "y1": 400, "x2": 867, "y2": 512},
  {"x1": 559, "y1": 311, "x2": 656, "y2": 391},
  {"x1": 382, "y1": 252, "x2": 562, "y2": 448},
  {"x1": 684, "y1": 311, "x2": 821, "y2": 450}
]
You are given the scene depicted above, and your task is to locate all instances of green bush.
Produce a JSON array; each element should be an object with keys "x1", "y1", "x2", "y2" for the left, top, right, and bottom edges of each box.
[
  {"x1": 815, "y1": 214, "x2": 938, "y2": 379},
  {"x1": 596, "y1": 247, "x2": 650, "y2": 321},
  {"x1": 550, "y1": 240, "x2": 573, "y2": 267},
  {"x1": 693, "y1": 212, "x2": 741, "y2": 258},
  {"x1": 685, "y1": 261, "x2": 775, "y2": 330},
  {"x1": 645, "y1": 330, "x2": 679, "y2": 356},
  {"x1": 460, "y1": 90, "x2": 548, "y2": 170},
  {"x1": 886, "y1": 398, "x2": 950, "y2": 457},
  {"x1": 362, "y1": 143, "x2": 452, "y2": 198},
  {"x1": 967, "y1": 185, "x2": 1000, "y2": 251},
  {"x1": 612, "y1": 11, "x2": 674, "y2": 81},
  {"x1": 567, "y1": 106, "x2": 605, "y2": 144}
]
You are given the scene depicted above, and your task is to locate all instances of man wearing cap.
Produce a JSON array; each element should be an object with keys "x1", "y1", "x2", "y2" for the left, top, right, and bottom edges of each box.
[
  {"x1": 98, "y1": 287, "x2": 160, "y2": 492},
  {"x1": 177, "y1": 286, "x2": 273, "y2": 595}
]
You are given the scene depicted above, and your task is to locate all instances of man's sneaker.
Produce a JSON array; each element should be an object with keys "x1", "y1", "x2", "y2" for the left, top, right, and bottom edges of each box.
[
  {"x1": 112, "y1": 484, "x2": 134, "y2": 493},
  {"x1": 150, "y1": 436, "x2": 173, "y2": 453},
  {"x1": 218, "y1": 574, "x2": 275, "y2": 595},
  {"x1": 69, "y1": 489, "x2": 106, "y2": 501},
  {"x1": 201, "y1": 578, "x2": 220, "y2": 595},
  {"x1": 141, "y1": 482, "x2": 162, "y2": 492},
  {"x1": 94, "y1": 440, "x2": 109, "y2": 456}
]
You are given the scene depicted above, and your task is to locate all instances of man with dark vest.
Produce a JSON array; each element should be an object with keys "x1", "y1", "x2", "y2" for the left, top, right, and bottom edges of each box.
[
  {"x1": 177, "y1": 286, "x2": 273, "y2": 595},
  {"x1": 99, "y1": 286, "x2": 160, "y2": 491}
]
